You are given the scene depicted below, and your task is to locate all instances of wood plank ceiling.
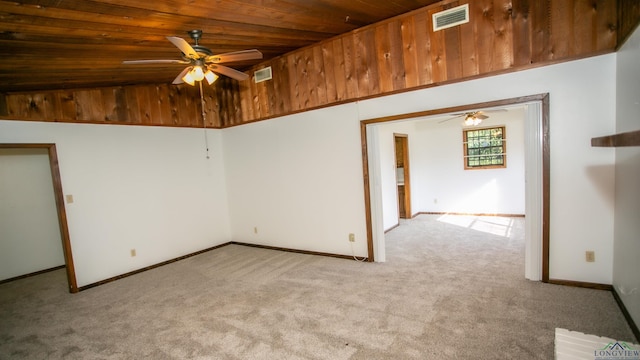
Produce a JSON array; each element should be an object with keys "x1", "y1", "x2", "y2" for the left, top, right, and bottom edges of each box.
[{"x1": 0, "y1": 0, "x2": 441, "y2": 93}]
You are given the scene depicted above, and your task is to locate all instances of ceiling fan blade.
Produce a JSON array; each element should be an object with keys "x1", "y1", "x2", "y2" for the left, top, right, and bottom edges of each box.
[
  {"x1": 438, "y1": 115, "x2": 463, "y2": 124},
  {"x1": 206, "y1": 49, "x2": 263, "y2": 63},
  {"x1": 476, "y1": 114, "x2": 489, "y2": 120},
  {"x1": 123, "y1": 59, "x2": 189, "y2": 65},
  {"x1": 210, "y1": 64, "x2": 249, "y2": 81},
  {"x1": 172, "y1": 67, "x2": 192, "y2": 85},
  {"x1": 166, "y1": 36, "x2": 200, "y2": 59}
]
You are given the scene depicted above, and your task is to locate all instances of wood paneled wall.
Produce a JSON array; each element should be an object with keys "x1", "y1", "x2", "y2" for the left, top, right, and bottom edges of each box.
[
  {"x1": 0, "y1": 79, "x2": 239, "y2": 128},
  {"x1": 234, "y1": 0, "x2": 621, "y2": 126},
  {"x1": 618, "y1": 0, "x2": 640, "y2": 46},
  {"x1": 1, "y1": 0, "x2": 638, "y2": 129}
]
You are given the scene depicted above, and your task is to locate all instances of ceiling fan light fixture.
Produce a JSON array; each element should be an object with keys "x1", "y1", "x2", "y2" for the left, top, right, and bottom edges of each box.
[
  {"x1": 182, "y1": 68, "x2": 196, "y2": 86},
  {"x1": 192, "y1": 66, "x2": 205, "y2": 81},
  {"x1": 464, "y1": 115, "x2": 475, "y2": 126},
  {"x1": 464, "y1": 114, "x2": 482, "y2": 126},
  {"x1": 204, "y1": 69, "x2": 218, "y2": 85}
]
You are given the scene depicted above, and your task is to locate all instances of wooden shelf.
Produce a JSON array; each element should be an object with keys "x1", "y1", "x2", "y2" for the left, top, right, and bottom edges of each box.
[{"x1": 591, "y1": 130, "x2": 640, "y2": 147}]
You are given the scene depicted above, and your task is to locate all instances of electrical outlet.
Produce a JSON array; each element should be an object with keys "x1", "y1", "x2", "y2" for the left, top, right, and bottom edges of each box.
[
  {"x1": 130, "y1": 249, "x2": 136, "y2": 257},
  {"x1": 585, "y1": 251, "x2": 595, "y2": 263},
  {"x1": 349, "y1": 233, "x2": 355, "y2": 242}
]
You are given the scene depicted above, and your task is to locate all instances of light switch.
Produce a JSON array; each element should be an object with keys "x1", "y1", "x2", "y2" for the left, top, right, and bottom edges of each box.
[{"x1": 66, "y1": 194, "x2": 74, "y2": 204}]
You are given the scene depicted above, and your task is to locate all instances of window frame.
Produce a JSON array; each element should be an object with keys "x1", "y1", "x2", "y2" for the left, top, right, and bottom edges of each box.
[{"x1": 462, "y1": 125, "x2": 507, "y2": 170}]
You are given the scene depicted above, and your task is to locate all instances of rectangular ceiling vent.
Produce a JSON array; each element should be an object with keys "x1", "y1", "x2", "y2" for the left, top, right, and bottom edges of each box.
[
  {"x1": 254, "y1": 67, "x2": 272, "y2": 83},
  {"x1": 432, "y1": 4, "x2": 469, "y2": 32}
]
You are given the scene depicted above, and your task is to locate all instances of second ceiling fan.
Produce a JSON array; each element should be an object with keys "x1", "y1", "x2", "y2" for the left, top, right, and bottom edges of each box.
[
  {"x1": 123, "y1": 30, "x2": 263, "y2": 85},
  {"x1": 439, "y1": 109, "x2": 507, "y2": 126}
]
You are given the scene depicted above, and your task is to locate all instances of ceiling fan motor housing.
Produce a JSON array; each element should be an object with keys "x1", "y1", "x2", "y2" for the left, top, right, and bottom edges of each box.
[
  {"x1": 186, "y1": 30, "x2": 213, "y2": 57},
  {"x1": 192, "y1": 45, "x2": 213, "y2": 56},
  {"x1": 188, "y1": 30, "x2": 203, "y2": 44}
]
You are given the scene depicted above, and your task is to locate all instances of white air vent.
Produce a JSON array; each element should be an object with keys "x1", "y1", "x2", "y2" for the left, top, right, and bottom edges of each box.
[
  {"x1": 254, "y1": 67, "x2": 272, "y2": 83},
  {"x1": 432, "y1": 4, "x2": 469, "y2": 32}
]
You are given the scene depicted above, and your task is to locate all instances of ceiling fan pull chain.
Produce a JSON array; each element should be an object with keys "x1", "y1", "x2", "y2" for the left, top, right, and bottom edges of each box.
[{"x1": 199, "y1": 81, "x2": 210, "y2": 159}]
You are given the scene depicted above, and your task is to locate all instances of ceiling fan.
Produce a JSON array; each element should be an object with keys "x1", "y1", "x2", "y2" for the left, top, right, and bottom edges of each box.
[
  {"x1": 123, "y1": 30, "x2": 263, "y2": 86},
  {"x1": 438, "y1": 109, "x2": 507, "y2": 126}
]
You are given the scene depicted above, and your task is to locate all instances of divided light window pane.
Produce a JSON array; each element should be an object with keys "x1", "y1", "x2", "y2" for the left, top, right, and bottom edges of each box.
[{"x1": 463, "y1": 126, "x2": 506, "y2": 170}]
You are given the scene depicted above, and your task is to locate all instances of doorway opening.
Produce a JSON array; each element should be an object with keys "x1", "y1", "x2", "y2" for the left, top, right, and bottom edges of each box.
[
  {"x1": 0, "y1": 143, "x2": 78, "y2": 293},
  {"x1": 360, "y1": 94, "x2": 549, "y2": 282},
  {"x1": 394, "y1": 134, "x2": 411, "y2": 220}
]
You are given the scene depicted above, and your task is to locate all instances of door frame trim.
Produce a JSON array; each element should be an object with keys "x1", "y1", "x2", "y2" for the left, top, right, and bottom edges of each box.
[
  {"x1": 0, "y1": 143, "x2": 79, "y2": 293},
  {"x1": 359, "y1": 93, "x2": 550, "y2": 282}
]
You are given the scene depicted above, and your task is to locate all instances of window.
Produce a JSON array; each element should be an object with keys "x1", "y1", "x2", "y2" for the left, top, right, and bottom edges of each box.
[{"x1": 463, "y1": 126, "x2": 506, "y2": 169}]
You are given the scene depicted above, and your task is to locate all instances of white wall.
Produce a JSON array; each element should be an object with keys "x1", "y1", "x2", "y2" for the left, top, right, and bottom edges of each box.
[
  {"x1": 225, "y1": 54, "x2": 616, "y2": 283},
  {"x1": 409, "y1": 108, "x2": 525, "y2": 215},
  {"x1": 0, "y1": 121, "x2": 231, "y2": 287},
  {"x1": 222, "y1": 104, "x2": 369, "y2": 257},
  {"x1": 353, "y1": 54, "x2": 616, "y2": 283},
  {"x1": 0, "y1": 52, "x2": 619, "y2": 287},
  {"x1": 0, "y1": 148, "x2": 65, "y2": 280},
  {"x1": 613, "y1": 26, "x2": 640, "y2": 330}
]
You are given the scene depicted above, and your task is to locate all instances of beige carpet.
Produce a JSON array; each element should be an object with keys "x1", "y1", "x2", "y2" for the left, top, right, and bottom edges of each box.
[{"x1": 0, "y1": 214, "x2": 635, "y2": 359}]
